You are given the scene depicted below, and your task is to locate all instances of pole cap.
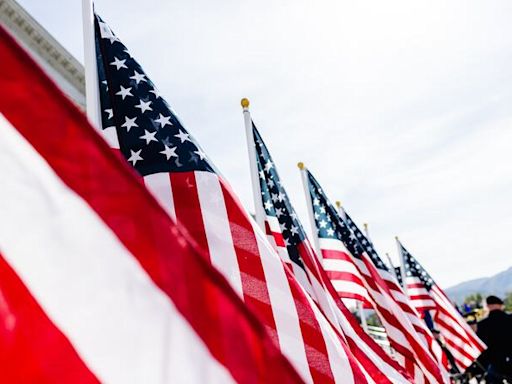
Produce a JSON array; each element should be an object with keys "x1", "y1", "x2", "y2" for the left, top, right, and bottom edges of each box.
[
  {"x1": 241, "y1": 98, "x2": 250, "y2": 108},
  {"x1": 395, "y1": 236, "x2": 399, "y2": 240},
  {"x1": 297, "y1": 162, "x2": 305, "y2": 170},
  {"x1": 335, "y1": 201, "x2": 342, "y2": 208},
  {"x1": 363, "y1": 223, "x2": 368, "y2": 230}
]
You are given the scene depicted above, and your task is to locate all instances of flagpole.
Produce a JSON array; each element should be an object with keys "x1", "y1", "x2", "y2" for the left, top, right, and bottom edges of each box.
[
  {"x1": 396, "y1": 236, "x2": 409, "y2": 295},
  {"x1": 241, "y1": 99, "x2": 266, "y2": 231},
  {"x1": 298, "y1": 163, "x2": 322, "y2": 258},
  {"x1": 82, "y1": 0, "x2": 102, "y2": 129},
  {"x1": 385, "y1": 252, "x2": 399, "y2": 280}
]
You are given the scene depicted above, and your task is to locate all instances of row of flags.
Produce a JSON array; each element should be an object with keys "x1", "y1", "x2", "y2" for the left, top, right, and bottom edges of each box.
[{"x1": 0, "y1": 3, "x2": 485, "y2": 382}]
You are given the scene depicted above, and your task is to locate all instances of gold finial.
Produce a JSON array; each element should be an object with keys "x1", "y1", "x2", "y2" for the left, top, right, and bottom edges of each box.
[
  {"x1": 241, "y1": 98, "x2": 250, "y2": 108},
  {"x1": 297, "y1": 162, "x2": 304, "y2": 170},
  {"x1": 335, "y1": 201, "x2": 342, "y2": 208},
  {"x1": 363, "y1": 223, "x2": 368, "y2": 230},
  {"x1": 395, "y1": 236, "x2": 399, "y2": 241}
]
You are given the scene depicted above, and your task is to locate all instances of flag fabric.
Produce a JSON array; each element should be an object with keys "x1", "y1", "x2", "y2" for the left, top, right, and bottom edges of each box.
[
  {"x1": 92, "y1": 14, "x2": 361, "y2": 383},
  {"x1": 0, "y1": 25, "x2": 304, "y2": 384},
  {"x1": 303, "y1": 169, "x2": 450, "y2": 384},
  {"x1": 395, "y1": 267, "x2": 404, "y2": 287},
  {"x1": 247, "y1": 122, "x2": 412, "y2": 383},
  {"x1": 399, "y1": 241, "x2": 486, "y2": 370}
]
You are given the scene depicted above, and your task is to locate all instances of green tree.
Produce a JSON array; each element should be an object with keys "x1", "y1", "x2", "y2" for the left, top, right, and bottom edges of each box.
[
  {"x1": 504, "y1": 292, "x2": 512, "y2": 312},
  {"x1": 464, "y1": 293, "x2": 483, "y2": 308}
]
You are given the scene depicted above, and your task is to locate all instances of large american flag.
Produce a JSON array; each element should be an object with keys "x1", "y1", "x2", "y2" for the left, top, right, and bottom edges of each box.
[
  {"x1": 0, "y1": 25, "x2": 303, "y2": 383},
  {"x1": 92, "y1": 14, "x2": 363, "y2": 383},
  {"x1": 398, "y1": 240, "x2": 486, "y2": 370},
  {"x1": 248, "y1": 122, "x2": 412, "y2": 383},
  {"x1": 302, "y1": 168, "x2": 450, "y2": 384}
]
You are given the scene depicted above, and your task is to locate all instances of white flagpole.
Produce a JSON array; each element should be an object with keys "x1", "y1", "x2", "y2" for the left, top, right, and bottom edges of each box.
[
  {"x1": 241, "y1": 99, "x2": 266, "y2": 231},
  {"x1": 385, "y1": 252, "x2": 399, "y2": 280},
  {"x1": 82, "y1": 0, "x2": 102, "y2": 129},
  {"x1": 298, "y1": 163, "x2": 322, "y2": 258},
  {"x1": 396, "y1": 236, "x2": 409, "y2": 296}
]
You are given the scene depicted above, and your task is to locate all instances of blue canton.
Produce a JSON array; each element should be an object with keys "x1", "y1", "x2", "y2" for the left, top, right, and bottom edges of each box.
[
  {"x1": 94, "y1": 14, "x2": 214, "y2": 176},
  {"x1": 400, "y1": 243, "x2": 434, "y2": 290},
  {"x1": 305, "y1": 170, "x2": 366, "y2": 260},
  {"x1": 252, "y1": 124, "x2": 306, "y2": 269}
]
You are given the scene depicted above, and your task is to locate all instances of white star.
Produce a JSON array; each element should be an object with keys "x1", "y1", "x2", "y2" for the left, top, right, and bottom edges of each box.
[
  {"x1": 130, "y1": 70, "x2": 146, "y2": 84},
  {"x1": 116, "y1": 85, "x2": 133, "y2": 100},
  {"x1": 121, "y1": 116, "x2": 138, "y2": 131},
  {"x1": 259, "y1": 170, "x2": 265, "y2": 179},
  {"x1": 284, "y1": 238, "x2": 290, "y2": 247},
  {"x1": 194, "y1": 149, "x2": 206, "y2": 160},
  {"x1": 275, "y1": 208, "x2": 283, "y2": 218},
  {"x1": 160, "y1": 145, "x2": 178, "y2": 160},
  {"x1": 279, "y1": 222, "x2": 287, "y2": 232},
  {"x1": 313, "y1": 198, "x2": 320, "y2": 206},
  {"x1": 277, "y1": 192, "x2": 286, "y2": 202},
  {"x1": 154, "y1": 113, "x2": 172, "y2": 128},
  {"x1": 127, "y1": 149, "x2": 143, "y2": 165},
  {"x1": 264, "y1": 200, "x2": 273, "y2": 211},
  {"x1": 290, "y1": 212, "x2": 297, "y2": 220},
  {"x1": 314, "y1": 212, "x2": 320, "y2": 220},
  {"x1": 104, "y1": 109, "x2": 113, "y2": 119},
  {"x1": 271, "y1": 193, "x2": 278, "y2": 203},
  {"x1": 150, "y1": 88, "x2": 161, "y2": 98},
  {"x1": 326, "y1": 228, "x2": 335, "y2": 236},
  {"x1": 110, "y1": 57, "x2": 127, "y2": 70},
  {"x1": 319, "y1": 206, "x2": 326, "y2": 214},
  {"x1": 139, "y1": 129, "x2": 158, "y2": 145},
  {"x1": 264, "y1": 160, "x2": 273, "y2": 172},
  {"x1": 319, "y1": 220, "x2": 327, "y2": 228},
  {"x1": 267, "y1": 179, "x2": 275, "y2": 188},
  {"x1": 290, "y1": 225, "x2": 299, "y2": 236},
  {"x1": 135, "y1": 100, "x2": 152, "y2": 113},
  {"x1": 174, "y1": 130, "x2": 190, "y2": 143}
]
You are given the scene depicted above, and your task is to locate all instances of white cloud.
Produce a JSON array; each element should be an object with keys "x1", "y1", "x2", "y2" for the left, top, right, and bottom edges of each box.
[{"x1": 17, "y1": 0, "x2": 512, "y2": 288}]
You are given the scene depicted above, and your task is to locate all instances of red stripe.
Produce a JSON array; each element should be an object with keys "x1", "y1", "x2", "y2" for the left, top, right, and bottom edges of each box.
[
  {"x1": 0, "y1": 26, "x2": 303, "y2": 383},
  {"x1": 219, "y1": 182, "x2": 280, "y2": 346},
  {"x1": 265, "y1": 221, "x2": 286, "y2": 247},
  {"x1": 0, "y1": 253, "x2": 100, "y2": 384}
]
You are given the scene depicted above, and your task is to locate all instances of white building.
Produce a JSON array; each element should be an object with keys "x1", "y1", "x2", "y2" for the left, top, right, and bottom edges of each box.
[{"x1": 0, "y1": 0, "x2": 85, "y2": 108}]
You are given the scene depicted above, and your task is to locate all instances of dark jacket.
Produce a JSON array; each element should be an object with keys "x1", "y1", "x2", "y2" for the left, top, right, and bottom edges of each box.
[{"x1": 477, "y1": 310, "x2": 512, "y2": 375}]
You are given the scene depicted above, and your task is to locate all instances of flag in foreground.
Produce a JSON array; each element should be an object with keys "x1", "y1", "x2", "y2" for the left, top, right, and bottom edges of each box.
[
  {"x1": 0, "y1": 25, "x2": 304, "y2": 383},
  {"x1": 89, "y1": 12, "x2": 360, "y2": 383},
  {"x1": 398, "y1": 240, "x2": 486, "y2": 371}
]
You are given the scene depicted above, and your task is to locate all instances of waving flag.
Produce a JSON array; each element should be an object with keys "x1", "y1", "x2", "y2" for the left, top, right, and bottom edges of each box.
[
  {"x1": 244, "y1": 115, "x2": 412, "y2": 383},
  {"x1": 85, "y1": 10, "x2": 359, "y2": 383},
  {"x1": 0, "y1": 25, "x2": 304, "y2": 383},
  {"x1": 302, "y1": 169, "x2": 450, "y2": 384},
  {"x1": 398, "y1": 240, "x2": 486, "y2": 370}
]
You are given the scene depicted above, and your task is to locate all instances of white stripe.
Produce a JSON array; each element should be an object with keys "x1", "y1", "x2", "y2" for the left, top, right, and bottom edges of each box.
[
  {"x1": 100, "y1": 125, "x2": 120, "y2": 149},
  {"x1": 319, "y1": 237, "x2": 350, "y2": 253},
  {"x1": 251, "y1": 221, "x2": 313, "y2": 384},
  {"x1": 322, "y1": 258, "x2": 363, "y2": 278},
  {"x1": 0, "y1": 114, "x2": 233, "y2": 384},
  {"x1": 143, "y1": 173, "x2": 176, "y2": 220},
  {"x1": 195, "y1": 172, "x2": 244, "y2": 297},
  {"x1": 331, "y1": 280, "x2": 369, "y2": 298}
]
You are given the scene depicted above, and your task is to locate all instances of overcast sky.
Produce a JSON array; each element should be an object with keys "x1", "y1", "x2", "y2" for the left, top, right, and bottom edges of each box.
[{"x1": 17, "y1": 0, "x2": 512, "y2": 288}]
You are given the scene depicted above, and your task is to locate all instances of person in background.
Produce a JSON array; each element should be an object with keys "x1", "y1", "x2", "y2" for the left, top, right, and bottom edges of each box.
[{"x1": 476, "y1": 295, "x2": 512, "y2": 383}]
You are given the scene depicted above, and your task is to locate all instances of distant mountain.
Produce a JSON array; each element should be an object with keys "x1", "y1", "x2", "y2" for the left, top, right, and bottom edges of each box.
[{"x1": 445, "y1": 266, "x2": 512, "y2": 304}]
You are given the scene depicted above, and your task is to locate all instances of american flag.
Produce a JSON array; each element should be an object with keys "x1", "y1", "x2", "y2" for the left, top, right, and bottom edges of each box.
[
  {"x1": 92, "y1": 13, "x2": 361, "y2": 383},
  {"x1": 342, "y1": 210, "x2": 451, "y2": 375},
  {"x1": 398, "y1": 240, "x2": 486, "y2": 370},
  {"x1": 248, "y1": 122, "x2": 412, "y2": 383},
  {"x1": 0, "y1": 24, "x2": 302, "y2": 383},
  {"x1": 303, "y1": 168, "x2": 450, "y2": 384}
]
